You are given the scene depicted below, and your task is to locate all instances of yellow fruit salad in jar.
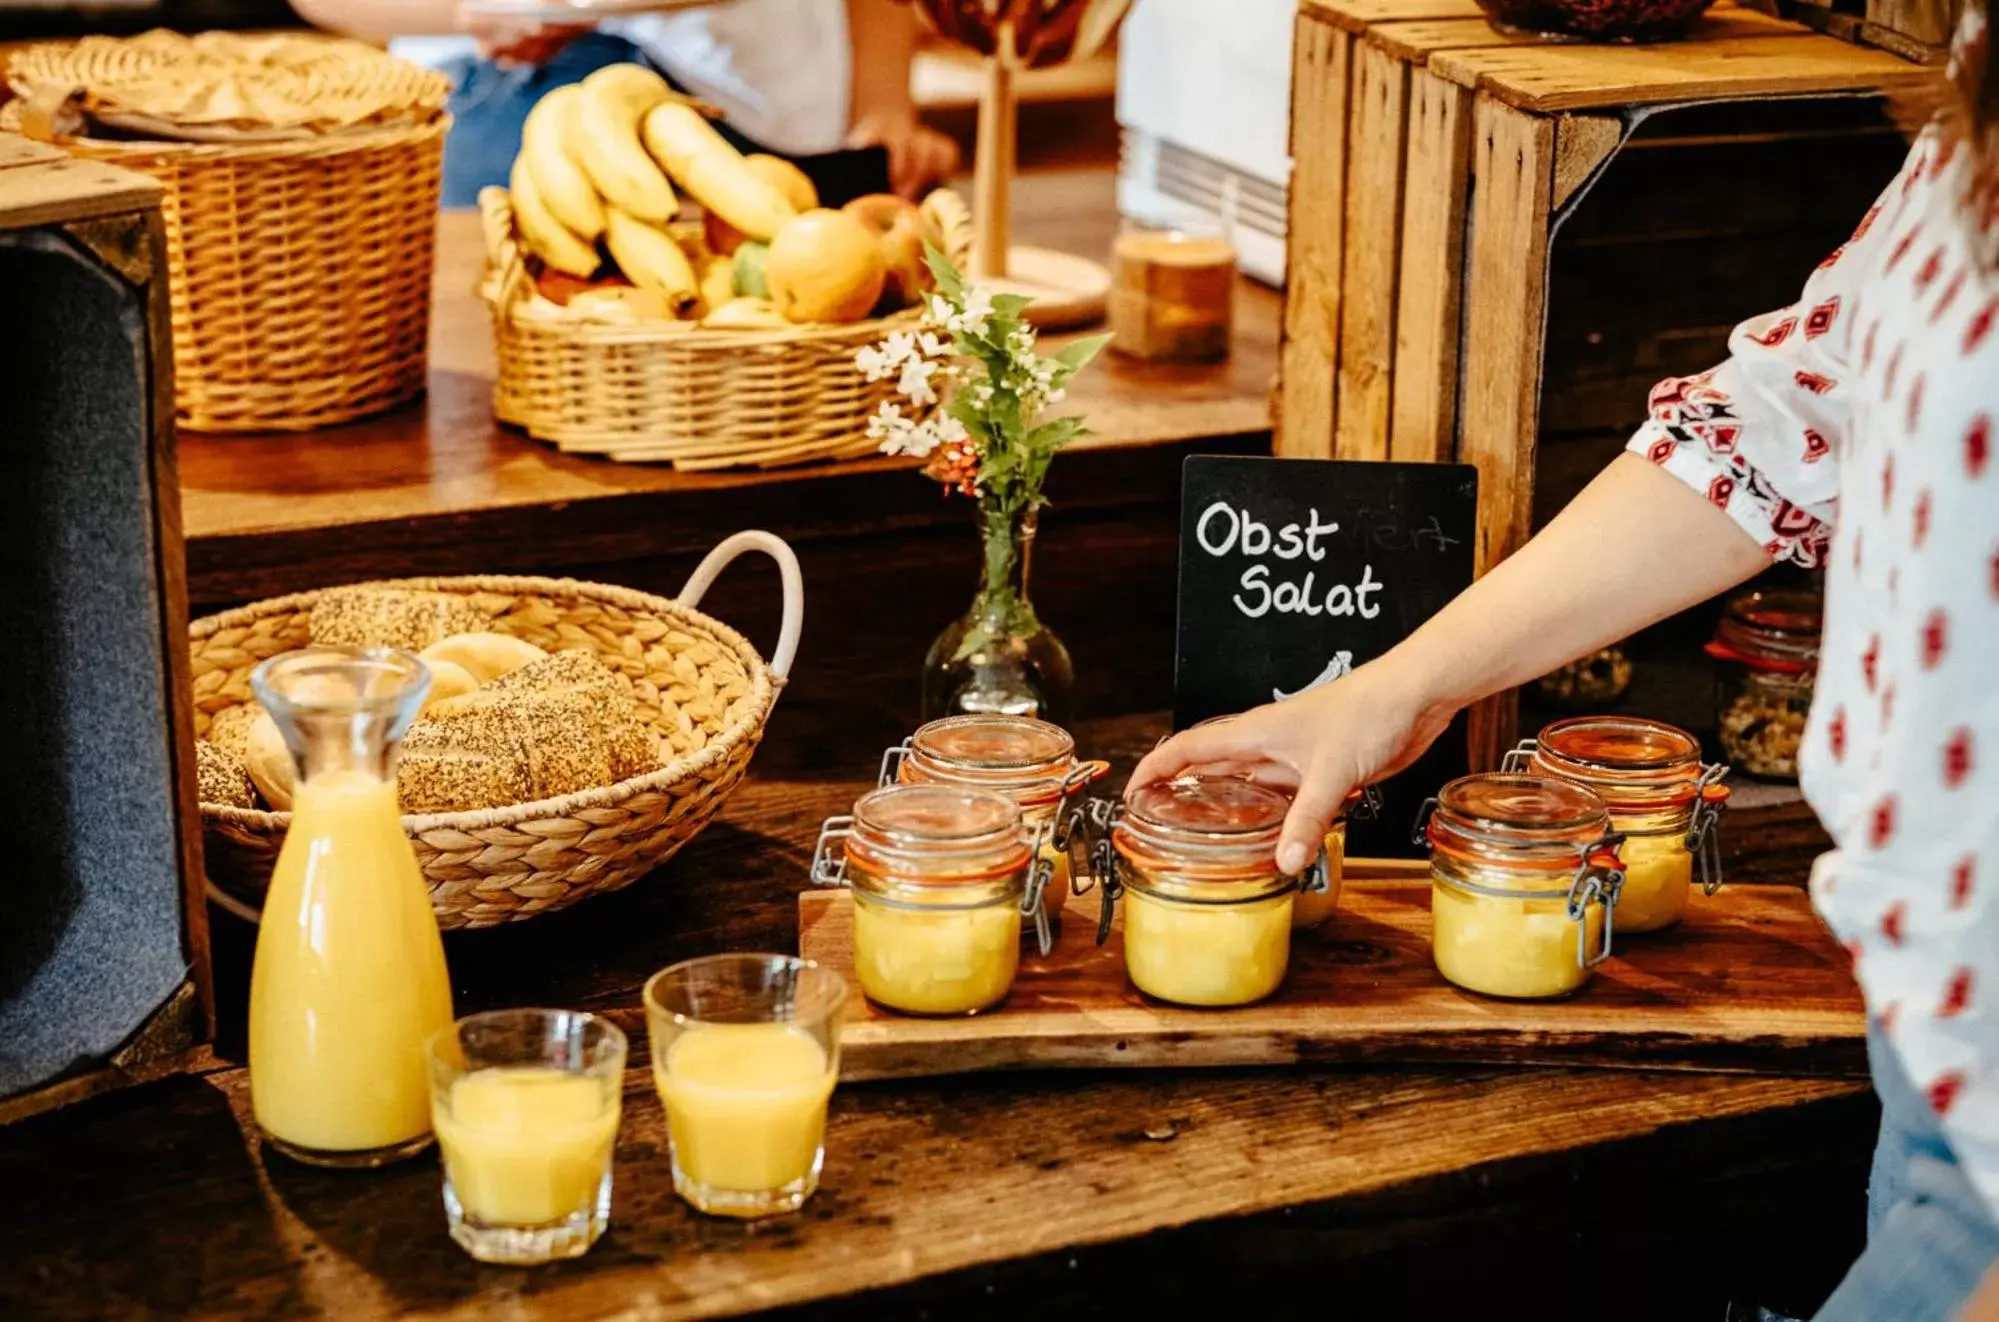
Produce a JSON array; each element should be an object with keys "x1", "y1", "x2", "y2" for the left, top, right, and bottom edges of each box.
[
  {"x1": 1511, "y1": 715, "x2": 1730, "y2": 934},
  {"x1": 1421, "y1": 773, "x2": 1626, "y2": 1000},
  {"x1": 812, "y1": 784, "x2": 1039, "y2": 1016},
  {"x1": 1098, "y1": 776, "x2": 1318, "y2": 1007},
  {"x1": 888, "y1": 715, "x2": 1107, "y2": 941}
]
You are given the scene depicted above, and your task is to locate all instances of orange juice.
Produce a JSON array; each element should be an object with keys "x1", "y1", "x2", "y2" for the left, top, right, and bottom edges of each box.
[
  {"x1": 434, "y1": 1067, "x2": 619, "y2": 1226},
  {"x1": 655, "y1": 1023, "x2": 833, "y2": 1206},
  {"x1": 249, "y1": 770, "x2": 454, "y2": 1163}
]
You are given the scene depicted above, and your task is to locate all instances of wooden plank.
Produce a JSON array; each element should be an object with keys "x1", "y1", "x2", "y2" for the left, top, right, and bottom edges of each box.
[
  {"x1": 1863, "y1": 0, "x2": 1953, "y2": 44},
  {"x1": 1369, "y1": 5, "x2": 1809, "y2": 63},
  {"x1": 1278, "y1": 13, "x2": 1351, "y2": 459},
  {"x1": 1333, "y1": 42, "x2": 1410, "y2": 461},
  {"x1": 0, "y1": 151, "x2": 161, "y2": 230},
  {"x1": 1553, "y1": 113, "x2": 1624, "y2": 211},
  {"x1": 1301, "y1": 0, "x2": 1488, "y2": 34},
  {"x1": 798, "y1": 871, "x2": 1866, "y2": 1083},
  {"x1": 0, "y1": 132, "x2": 69, "y2": 171},
  {"x1": 1856, "y1": 18, "x2": 1951, "y2": 62},
  {"x1": 1430, "y1": 33, "x2": 1935, "y2": 111},
  {"x1": 1388, "y1": 69, "x2": 1472, "y2": 463}
]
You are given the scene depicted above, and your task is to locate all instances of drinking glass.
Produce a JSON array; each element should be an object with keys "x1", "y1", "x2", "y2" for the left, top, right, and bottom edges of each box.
[
  {"x1": 643, "y1": 954, "x2": 847, "y2": 1218},
  {"x1": 428, "y1": 1009, "x2": 627, "y2": 1265}
]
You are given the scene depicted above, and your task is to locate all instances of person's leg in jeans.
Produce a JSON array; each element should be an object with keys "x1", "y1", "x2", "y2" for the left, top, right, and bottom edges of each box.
[
  {"x1": 1814, "y1": 1025, "x2": 1999, "y2": 1321},
  {"x1": 434, "y1": 31, "x2": 647, "y2": 208}
]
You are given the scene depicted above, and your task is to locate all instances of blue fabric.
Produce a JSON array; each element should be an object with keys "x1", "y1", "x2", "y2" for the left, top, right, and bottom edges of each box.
[
  {"x1": 435, "y1": 32, "x2": 648, "y2": 209},
  {"x1": 1813, "y1": 1024, "x2": 1999, "y2": 1321}
]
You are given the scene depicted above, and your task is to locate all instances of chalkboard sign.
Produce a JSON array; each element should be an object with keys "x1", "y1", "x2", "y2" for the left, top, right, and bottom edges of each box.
[{"x1": 1174, "y1": 456, "x2": 1478, "y2": 857}]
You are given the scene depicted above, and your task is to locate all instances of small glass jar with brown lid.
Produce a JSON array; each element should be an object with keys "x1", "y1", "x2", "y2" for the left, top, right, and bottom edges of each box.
[
  {"x1": 811, "y1": 784, "x2": 1047, "y2": 1017},
  {"x1": 1506, "y1": 716, "x2": 1729, "y2": 934},
  {"x1": 1416, "y1": 774, "x2": 1627, "y2": 1001},
  {"x1": 1089, "y1": 777, "x2": 1327, "y2": 1007},
  {"x1": 881, "y1": 715, "x2": 1107, "y2": 936},
  {"x1": 1706, "y1": 588, "x2": 1823, "y2": 781}
]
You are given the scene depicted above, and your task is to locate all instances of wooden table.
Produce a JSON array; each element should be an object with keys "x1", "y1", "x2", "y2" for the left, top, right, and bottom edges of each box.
[{"x1": 2, "y1": 716, "x2": 1867, "y2": 1321}]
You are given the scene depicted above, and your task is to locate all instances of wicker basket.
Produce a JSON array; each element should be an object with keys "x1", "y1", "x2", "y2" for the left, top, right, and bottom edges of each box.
[
  {"x1": 190, "y1": 534, "x2": 803, "y2": 930},
  {"x1": 482, "y1": 187, "x2": 947, "y2": 470},
  {"x1": 5, "y1": 33, "x2": 451, "y2": 432}
]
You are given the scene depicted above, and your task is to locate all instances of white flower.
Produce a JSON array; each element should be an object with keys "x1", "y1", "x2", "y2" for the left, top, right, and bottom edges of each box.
[
  {"x1": 926, "y1": 293, "x2": 953, "y2": 324},
  {"x1": 855, "y1": 330, "x2": 920, "y2": 383},
  {"x1": 918, "y1": 331, "x2": 951, "y2": 359},
  {"x1": 933, "y1": 414, "x2": 970, "y2": 446},
  {"x1": 897, "y1": 355, "x2": 941, "y2": 406},
  {"x1": 947, "y1": 286, "x2": 995, "y2": 337}
]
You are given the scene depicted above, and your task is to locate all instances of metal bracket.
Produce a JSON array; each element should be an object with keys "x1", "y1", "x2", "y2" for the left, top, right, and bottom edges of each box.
[
  {"x1": 1569, "y1": 827, "x2": 1627, "y2": 969},
  {"x1": 1685, "y1": 762, "x2": 1731, "y2": 896},
  {"x1": 1410, "y1": 796, "x2": 1440, "y2": 849},
  {"x1": 809, "y1": 814, "x2": 855, "y2": 887},
  {"x1": 1500, "y1": 739, "x2": 1538, "y2": 774},
  {"x1": 876, "y1": 740, "x2": 913, "y2": 788}
]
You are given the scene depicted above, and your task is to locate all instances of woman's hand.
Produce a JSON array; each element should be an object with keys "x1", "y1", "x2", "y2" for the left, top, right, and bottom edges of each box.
[
  {"x1": 1129, "y1": 659, "x2": 1459, "y2": 875},
  {"x1": 456, "y1": 4, "x2": 592, "y2": 66},
  {"x1": 846, "y1": 111, "x2": 961, "y2": 198}
]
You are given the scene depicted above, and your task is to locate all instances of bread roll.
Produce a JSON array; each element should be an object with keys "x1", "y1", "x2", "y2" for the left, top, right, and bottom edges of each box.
[
  {"x1": 206, "y1": 704, "x2": 260, "y2": 759},
  {"x1": 487, "y1": 649, "x2": 661, "y2": 779},
  {"x1": 419, "y1": 632, "x2": 549, "y2": 685},
  {"x1": 196, "y1": 741, "x2": 257, "y2": 809},
  {"x1": 422, "y1": 657, "x2": 481, "y2": 709},
  {"x1": 398, "y1": 746, "x2": 531, "y2": 815},
  {"x1": 309, "y1": 587, "x2": 490, "y2": 652},
  {"x1": 407, "y1": 686, "x2": 613, "y2": 801},
  {"x1": 244, "y1": 711, "x2": 295, "y2": 811}
]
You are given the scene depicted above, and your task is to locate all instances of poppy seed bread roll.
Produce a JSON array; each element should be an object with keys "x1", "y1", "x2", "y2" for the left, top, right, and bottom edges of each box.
[
  {"x1": 407, "y1": 686, "x2": 613, "y2": 802},
  {"x1": 205, "y1": 703, "x2": 260, "y2": 759},
  {"x1": 196, "y1": 741, "x2": 257, "y2": 809},
  {"x1": 485, "y1": 649, "x2": 661, "y2": 779},
  {"x1": 309, "y1": 587, "x2": 490, "y2": 652},
  {"x1": 397, "y1": 746, "x2": 531, "y2": 815}
]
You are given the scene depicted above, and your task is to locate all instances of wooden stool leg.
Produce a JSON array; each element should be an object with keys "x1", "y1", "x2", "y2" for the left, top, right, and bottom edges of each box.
[{"x1": 1276, "y1": 12, "x2": 1350, "y2": 460}]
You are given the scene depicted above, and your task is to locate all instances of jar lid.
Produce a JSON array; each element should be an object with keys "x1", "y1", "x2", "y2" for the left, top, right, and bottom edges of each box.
[
  {"x1": 1709, "y1": 588, "x2": 1823, "y2": 673},
  {"x1": 1530, "y1": 716, "x2": 1702, "y2": 814},
  {"x1": 1126, "y1": 776, "x2": 1289, "y2": 842},
  {"x1": 846, "y1": 784, "x2": 1031, "y2": 883},
  {"x1": 904, "y1": 715, "x2": 1077, "y2": 805},
  {"x1": 1112, "y1": 776, "x2": 1293, "y2": 898},
  {"x1": 1428, "y1": 773, "x2": 1609, "y2": 872}
]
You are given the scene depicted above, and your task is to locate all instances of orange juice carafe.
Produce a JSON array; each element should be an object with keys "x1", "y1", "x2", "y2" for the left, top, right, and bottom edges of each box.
[{"x1": 248, "y1": 647, "x2": 454, "y2": 1168}]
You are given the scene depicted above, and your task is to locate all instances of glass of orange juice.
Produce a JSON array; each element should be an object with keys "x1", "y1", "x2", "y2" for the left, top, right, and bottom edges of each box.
[
  {"x1": 428, "y1": 1009, "x2": 627, "y2": 1265},
  {"x1": 643, "y1": 955, "x2": 847, "y2": 1219}
]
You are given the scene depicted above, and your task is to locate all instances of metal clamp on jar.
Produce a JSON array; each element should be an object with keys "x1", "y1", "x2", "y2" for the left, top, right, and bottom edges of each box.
[
  {"x1": 1084, "y1": 778, "x2": 1326, "y2": 1008},
  {"x1": 1504, "y1": 716, "x2": 1730, "y2": 934},
  {"x1": 1413, "y1": 774, "x2": 1626, "y2": 1000},
  {"x1": 812, "y1": 785, "x2": 1052, "y2": 1016},
  {"x1": 879, "y1": 715, "x2": 1109, "y2": 937}
]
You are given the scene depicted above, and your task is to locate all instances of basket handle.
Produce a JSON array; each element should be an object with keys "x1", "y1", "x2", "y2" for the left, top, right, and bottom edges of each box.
[{"x1": 678, "y1": 531, "x2": 804, "y2": 682}]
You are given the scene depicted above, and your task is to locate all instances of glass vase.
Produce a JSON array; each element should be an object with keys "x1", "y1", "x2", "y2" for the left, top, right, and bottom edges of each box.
[{"x1": 921, "y1": 500, "x2": 1075, "y2": 723}]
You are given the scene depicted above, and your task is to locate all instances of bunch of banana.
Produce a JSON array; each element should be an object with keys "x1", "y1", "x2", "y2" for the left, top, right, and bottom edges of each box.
[{"x1": 506, "y1": 63, "x2": 965, "y2": 331}]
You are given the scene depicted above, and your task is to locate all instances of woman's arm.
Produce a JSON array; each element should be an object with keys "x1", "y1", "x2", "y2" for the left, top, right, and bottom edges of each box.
[
  {"x1": 844, "y1": 0, "x2": 959, "y2": 196},
  {"x1": 289, "y1": 0, "x2": 465, "y2": 37},
  {"x1": 1133, "y1": 454, "x2": 1771, "y2": 872}
]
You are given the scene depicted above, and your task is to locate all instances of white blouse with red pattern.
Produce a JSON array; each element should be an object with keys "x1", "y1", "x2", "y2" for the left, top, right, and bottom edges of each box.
[{"x1": 1627, "y1": 70, "x2": 1999, "y2": 1210}]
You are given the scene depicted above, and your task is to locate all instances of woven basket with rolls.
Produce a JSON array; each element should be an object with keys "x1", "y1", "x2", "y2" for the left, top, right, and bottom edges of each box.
[
  {"x1": 190, "y1": 534, "x2": 803, "y2": 930},
  {"x1": 4, "y1": 31, "x2": 450, "y2": 432}
]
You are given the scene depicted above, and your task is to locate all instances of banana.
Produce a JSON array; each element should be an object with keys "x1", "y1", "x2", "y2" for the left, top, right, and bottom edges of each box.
[
  {"x1": 641, "y1": 102, "x2": 797, "y2": 244},
  {"x1": 509, "y1": 156, "x2": 600, "y2": 278},
  {"x1": 520, "y1": 85, "x2": 605, "y2": 240},
  {"x1": 701, "y1": 297, "x2": 790, "y2": 330},
  {"x1": 569, "y1": 64, "x2": 679, "y2": 224},
  {"x1": 697, "y1": 254, "x2": 735, "y2": 313},
  {"x1": 603, "y1": 207, "x2": 699, "y2": 315}
]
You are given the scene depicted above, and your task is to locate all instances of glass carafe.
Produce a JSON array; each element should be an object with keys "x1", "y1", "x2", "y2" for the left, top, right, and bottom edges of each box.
[{"x1": 248, "y1": 647, "x2": 455, "y2": 1168}]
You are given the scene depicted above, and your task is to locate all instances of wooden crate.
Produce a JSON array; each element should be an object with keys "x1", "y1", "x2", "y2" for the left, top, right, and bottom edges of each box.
[
  {"x1": 1278, "y1": 0, "x2": 1931, "y2": 765},
  {"x1": 0, "y1": 135, "x2": 214, "y2": 1125}
]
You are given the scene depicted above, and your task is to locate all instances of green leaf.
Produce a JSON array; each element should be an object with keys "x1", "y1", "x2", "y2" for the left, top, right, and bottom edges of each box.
[
  {"x1": 923, "y1": 243, "x2": 966, "y2": 301},
  {"x1": 1051, "y1": 333, "x2": 1112, "y2": 374},
  {"x1": 990, "y1": 293, "x2": 1033, "y2": 320}
]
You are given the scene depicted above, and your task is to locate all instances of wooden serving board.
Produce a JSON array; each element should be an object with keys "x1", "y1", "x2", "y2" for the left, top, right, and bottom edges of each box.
[{"x1": 798, "y1": 860, "x2": 1867, "y2": 1082}]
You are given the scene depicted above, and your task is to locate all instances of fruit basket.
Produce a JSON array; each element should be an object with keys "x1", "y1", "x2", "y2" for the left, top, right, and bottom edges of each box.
[
  {"x1": 4, "y1": 31, "x2": 451, "y2": 432},
  {"x1": 480, "y1": 63, "x2": 974, "y2": 469},
  {"x1": 191, "y1": 533, "x2": 803, "y2": 929}
]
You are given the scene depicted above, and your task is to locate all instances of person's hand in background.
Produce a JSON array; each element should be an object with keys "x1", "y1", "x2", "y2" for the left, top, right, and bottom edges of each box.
[
  {"x1": 845, "y1": 111, "x2": 961, "y2": 197},
  {"x1": 1129, "y1": 661, "x2": 1458, "y2": 876},
  {"x1": 457, "y1": 4, "x2": 593, "y2": 66}
]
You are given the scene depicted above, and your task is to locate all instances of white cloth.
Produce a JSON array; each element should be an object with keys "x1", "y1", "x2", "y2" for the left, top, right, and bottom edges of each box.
[
  {"x1": 392, "y1": 0, "x2": 851, "y2": 156},
  {"x1": 1627, "y1": 5, "x2": 1999, "y2": 1219}
]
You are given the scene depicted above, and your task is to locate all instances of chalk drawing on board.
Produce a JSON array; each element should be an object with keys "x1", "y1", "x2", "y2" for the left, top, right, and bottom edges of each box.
[{"x1": 1273, "y1": 650, "x2": 1352, "y2": 702}]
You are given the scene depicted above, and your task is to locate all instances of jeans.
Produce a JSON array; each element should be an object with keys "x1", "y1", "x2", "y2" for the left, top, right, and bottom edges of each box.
[{"x1": 1813, "y1": 1025, "x2": 1999, "y2": 1320}]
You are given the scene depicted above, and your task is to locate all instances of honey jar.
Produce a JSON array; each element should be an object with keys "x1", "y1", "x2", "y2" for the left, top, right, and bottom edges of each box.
[
  {"x1": 1293, "y1": 786, "x2": 1381, "y2": 930},
  {"x1": 882, "y1": 715, "x2": 1107, "y2": 938},
  {"x1": 1091, "y1": 777, "x2": 1326, "y2": 1008},
  {"x1": 1416, "y1": 774, "x2": 1626, "y2": 1000},
  {"x1": 1507, "y1": 716, "x2": 1729, "y2": 934},
  {"x1": 811, "y1": 785, "x2": 1045, "y2": 1016}
]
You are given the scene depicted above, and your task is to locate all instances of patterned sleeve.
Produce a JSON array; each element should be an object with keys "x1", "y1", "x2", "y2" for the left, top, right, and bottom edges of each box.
[{"x1": 1625, "y1": 139, "x2": 1929, "y2": 569}]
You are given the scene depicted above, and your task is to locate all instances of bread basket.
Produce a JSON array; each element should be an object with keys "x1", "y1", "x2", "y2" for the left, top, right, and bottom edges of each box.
[
  {"x1": 5, "y1": 31, "x2": 450, "y2": 432},
  {"x1": 191, "y1": 533, "x2": 803, "y2": 929},
  {"x1": 480, "y1": 187, "x2": 957, "y2": 470}
]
